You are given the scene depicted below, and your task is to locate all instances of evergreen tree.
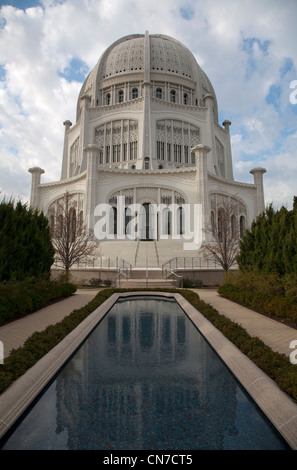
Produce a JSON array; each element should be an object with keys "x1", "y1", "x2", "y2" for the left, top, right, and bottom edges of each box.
[
  {"x1": 237, "y1": 198, "x2": 297, "y2": 276},
  {"x1": 0, "y1": 198, "x2": 55, "y2": 281}
]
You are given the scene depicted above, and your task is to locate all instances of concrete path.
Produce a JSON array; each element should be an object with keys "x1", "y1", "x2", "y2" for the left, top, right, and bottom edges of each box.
[
  {"x1": 193, "y1": 289, "x2": 297, "y2": 358},
  {"x1": 0, "y1": 289, "x2": 99, "y2": 358}
]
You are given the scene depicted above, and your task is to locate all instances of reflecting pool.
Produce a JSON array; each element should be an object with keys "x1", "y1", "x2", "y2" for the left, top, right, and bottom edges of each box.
[{"x1": 0, "y1": 296, "x2": 289, "y2": 450}]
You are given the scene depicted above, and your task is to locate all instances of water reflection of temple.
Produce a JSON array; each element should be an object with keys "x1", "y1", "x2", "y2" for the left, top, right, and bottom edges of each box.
[{"x1": 55, "y1": 298, "x2": 238, "y2": 449}]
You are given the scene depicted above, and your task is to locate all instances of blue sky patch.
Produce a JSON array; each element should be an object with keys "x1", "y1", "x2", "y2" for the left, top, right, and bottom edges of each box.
[
  {"x1": 241, "y1": 36, "x2": 271, "y2": 80},
  {"x1": 0, "y1": 1, "x2": 41, "y2": 9},
  {"x1": 0, "y1": 64, "x2": 6, "y2": 81},
  {"x1": 58, "y1": 57, "x2": 89, "y2": 83},
  {"x1": 265, "y1": 84, "x2": 282, "y2": 110},
  {"x1": 179, "y1": 5, "x2": 195, "y2": 20},
  {"x1": 280, "y1": 57, "x2": 294, "y2": 77}
]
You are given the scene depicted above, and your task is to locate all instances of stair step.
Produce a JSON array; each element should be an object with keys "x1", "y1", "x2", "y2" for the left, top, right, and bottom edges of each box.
[{"x1": 116, "y1": 279, "x2": 178, "y2": 288}]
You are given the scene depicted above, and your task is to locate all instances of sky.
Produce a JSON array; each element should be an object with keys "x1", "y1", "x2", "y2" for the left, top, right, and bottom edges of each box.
[{"x1": 0, "y1": 0, "x2": 296, "y2": 209}]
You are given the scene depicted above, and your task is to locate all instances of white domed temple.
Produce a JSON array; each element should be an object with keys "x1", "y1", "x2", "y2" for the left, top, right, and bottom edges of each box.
[{"x1": 29, "y1": 32, "x2": 266, "y2": 284}]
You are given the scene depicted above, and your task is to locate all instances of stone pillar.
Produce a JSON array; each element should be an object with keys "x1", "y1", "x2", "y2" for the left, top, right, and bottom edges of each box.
[
  {"x1": 222, "y1": 119, "x2": 234, "y2": 181},
  {"x1": 192, "y1": 144, "x2": 211, "y2": 240},
  {"x1": 142, "y1": 30, "x2": 152, "y2": 168},
  {"x1": 28, "y1": 167, "x2": 44, "y2": 210},
  {"x1": 250, "y1": 167, "x2": 267, "y2": 217},
  {"x1": 61, "y1": 120, "x2": 72, "y2": 180},
  {"x1": 84, "y1": 144, "x2": 100, "y2": 233},
  {"x1": 203, "y1": 94, "x2": 216, "y2": 173},
  {"x1": 80, "y1": 94, "x2": 92, "y2": 172}
]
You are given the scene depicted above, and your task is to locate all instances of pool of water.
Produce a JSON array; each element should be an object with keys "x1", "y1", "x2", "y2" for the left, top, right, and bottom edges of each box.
[{"x1": 0, "y1": 296, "x2": 289, "y2": 450}]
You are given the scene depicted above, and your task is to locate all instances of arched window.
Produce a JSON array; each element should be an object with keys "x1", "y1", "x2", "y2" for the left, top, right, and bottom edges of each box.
[
  {"x1": 69, "y1": 208, "x2": 76, "y2": 242},
  {"x1": 118, "y1": 90, "x2": 124, "y2": 103},
  {"x1": 231, "y1": 214, "x2": 237, "y2": 239},
  {"x1": 178, "y1": 207, "x2": 184, "y2": 235},
  {"x1": 57, "y1": 214, "x2": 63, "y2": 238},
  {"x1": 106, "y1": 93, "x2": 111, "y2": 105},
  {"x1": 144, "y1": 156, "x2": 150, "y2": 170},
  {"x1": 218, "y1": 208, "x2": 225, "y2": 241},
  {"x1": 183, "y1": 93, "x2": 188, "y2": 105},
  {"x1": 211, "y1": 211, "x2": 215, "y2": 236},
  {"x1": 50, "y1": 215, "x2": 55, "y2": 235},
  {"x1": 240, "y1": 215, "x2": 246, "y2": 238},
  {"x1": 163, "y1": 207, "x2": 171, "y2": 236},
  {"x1": 156, "y1": 88, "x2": 162, "y2": 99},
  {"x1": 132, "y1": 88, "x2": 138, "y2": 99},
  {"x1": 170, "y1": 90, "x2": 176, "y2": 103},
  {"x1": 79, "y1": 210, "x2": 84, "y2": 235}
]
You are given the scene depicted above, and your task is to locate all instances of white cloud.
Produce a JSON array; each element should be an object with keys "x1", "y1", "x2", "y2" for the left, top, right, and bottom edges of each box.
[{"x1": 0, "y1": 0, "x2": 296, "y2": 210}]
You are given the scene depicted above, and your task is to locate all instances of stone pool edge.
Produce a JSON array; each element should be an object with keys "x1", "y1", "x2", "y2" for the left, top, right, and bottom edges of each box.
[{"x1": 0, "y1": 291, "x2": 296, "y2": 449}]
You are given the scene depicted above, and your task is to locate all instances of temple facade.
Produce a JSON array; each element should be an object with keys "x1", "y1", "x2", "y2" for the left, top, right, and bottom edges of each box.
[{"x1": 29, "y1": 32, "x2": 266, "y2": 268}]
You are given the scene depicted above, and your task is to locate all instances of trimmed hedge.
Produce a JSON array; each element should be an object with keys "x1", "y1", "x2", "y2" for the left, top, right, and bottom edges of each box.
[
  {"x1": 0, "y1": 288, "x2": 297, "y2": 403},
  {"x1": 218, "y1": 272, "x2": 297, "y2": 326},
  {"x1": 0, "y1": 278, "x2": 77, "y2": 326}
]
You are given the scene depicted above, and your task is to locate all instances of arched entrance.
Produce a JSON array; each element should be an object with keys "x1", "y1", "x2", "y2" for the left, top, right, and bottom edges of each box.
[{"x1": 140, "y1": 203, "x2": 157, "y2": 240}]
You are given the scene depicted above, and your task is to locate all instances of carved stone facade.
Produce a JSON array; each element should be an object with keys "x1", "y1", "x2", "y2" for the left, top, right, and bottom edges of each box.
[{"x1": 29, "y1": 32, "x2": 266, "y2": 264}]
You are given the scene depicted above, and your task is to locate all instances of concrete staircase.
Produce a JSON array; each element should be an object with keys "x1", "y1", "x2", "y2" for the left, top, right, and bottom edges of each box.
[
  {"x1": 116, "y1": 268, "x2": 178, "y2": 289},
  {"x1": 99, "y1": 239, "x2": 197, "y2": 288},
  {"x1": 100, "y1": 239, "x2": 198, "y2": 268}
]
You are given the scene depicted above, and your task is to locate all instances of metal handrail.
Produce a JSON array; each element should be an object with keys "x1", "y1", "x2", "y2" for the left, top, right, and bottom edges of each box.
[
  {"x1": 166, "y1": 268, "x2": 183, "y2": 288},
  {"x1": 112, "y1": 267, "x2": 130, "y2": 287}
]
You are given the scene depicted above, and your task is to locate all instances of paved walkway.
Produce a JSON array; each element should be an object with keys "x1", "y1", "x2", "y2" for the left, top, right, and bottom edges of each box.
[
  {"x1": 0, "y1": 289, "x2": 100, "y2": 358},
  {"x1": 193, "y1": 289, "x2": 297, "y2": 358},
  {"x1": 0, "y1": 287, "x2": 296, "y2": 360}
]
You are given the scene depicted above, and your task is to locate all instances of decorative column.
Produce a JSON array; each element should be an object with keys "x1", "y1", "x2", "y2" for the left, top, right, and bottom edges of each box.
[
  {"x1": 142, "y1": 30, "x2": 152, "y2": 167},
  {"x1": 84, "y1": 144, "x2": 100, "y2": 233},
  {"x1": 250, "y1": 167, "x2": 267, "y2": 217},
  {"x1": 222, "y1": 120, "x2": 234, "y2": 181},
  {"x1": 192, "y1": 144, "x2": 211, "y2": 240},
  {"x1": 203, "y1": 94, "x2": 216, "y2": 172},
  {"x1": 28, "y1": 167, "x2": 44, "y2": 210},
  {"x1": 61, "y1": 120, "x2": 72, "y2": 180},
  {"x1": 80, "y1": 94, "x2": 91, "y2": 172}
]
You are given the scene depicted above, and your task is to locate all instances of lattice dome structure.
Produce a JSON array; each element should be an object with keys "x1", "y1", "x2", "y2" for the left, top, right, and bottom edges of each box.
[{"x1": 29, "y1": 32, "x2": 266, "y2": 276}]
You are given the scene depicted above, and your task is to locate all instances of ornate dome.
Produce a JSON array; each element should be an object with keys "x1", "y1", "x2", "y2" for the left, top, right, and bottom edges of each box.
[{"x1": 77, "y1": 32, "x2": 217, "y2": 119}]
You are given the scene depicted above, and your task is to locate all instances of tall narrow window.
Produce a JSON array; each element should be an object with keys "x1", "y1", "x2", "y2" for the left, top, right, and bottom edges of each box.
[
  {"x1": 184, "y1": 93, "x2": 188, "y2": 105},
  {"x1": 156, "y1": 88, "x2": 162, "y2": 99},
  {"x1": 240, "y1": 216, "x2": 246, "y2": 238},
  {"x1": 118, "y1": 90, "x2": 124, "y2": 103},
  {"x1": 132, "y1": 88, "x2": 138, "y2": 99},
  {"x1": 170, "y1": 90, "x2": 176, "y2": 103},
  {"x1": 106, "y1": 93, "x2": 111, "y2": 105}
]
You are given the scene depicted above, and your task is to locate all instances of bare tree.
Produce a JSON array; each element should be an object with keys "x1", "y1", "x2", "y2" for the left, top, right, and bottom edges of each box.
[
  {"x1": 202, "y1": 198, "x2": 243, "y2": 272},
  {"x1": 50, "y1": 192, "x2": 97, "y2": 279}
]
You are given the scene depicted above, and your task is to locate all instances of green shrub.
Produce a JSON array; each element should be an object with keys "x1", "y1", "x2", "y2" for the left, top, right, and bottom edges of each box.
[
  {"x1": 218, "y1": 271, "x2": 297, "y2": 325},
  {"x1": 0, "y1": 278, "x2": 77, "y2": 325},
  {"x1": 0, "y1": 199, "x2": 55, "y2": 281}
]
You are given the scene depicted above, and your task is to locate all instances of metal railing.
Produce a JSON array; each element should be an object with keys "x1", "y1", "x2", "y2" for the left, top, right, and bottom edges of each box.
[
  {"x1": 59, "y1": 256, "x2": 132, "y2": 273},
  {"x1": 112, "y1": 267, "x2": 130, "y2": 287},
  {"x1": 162, "y1": 256, "x2": 227, "y2": 274},
  {"x1": 165, "y1": 268, "x2": 183, "y2": 288}
]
